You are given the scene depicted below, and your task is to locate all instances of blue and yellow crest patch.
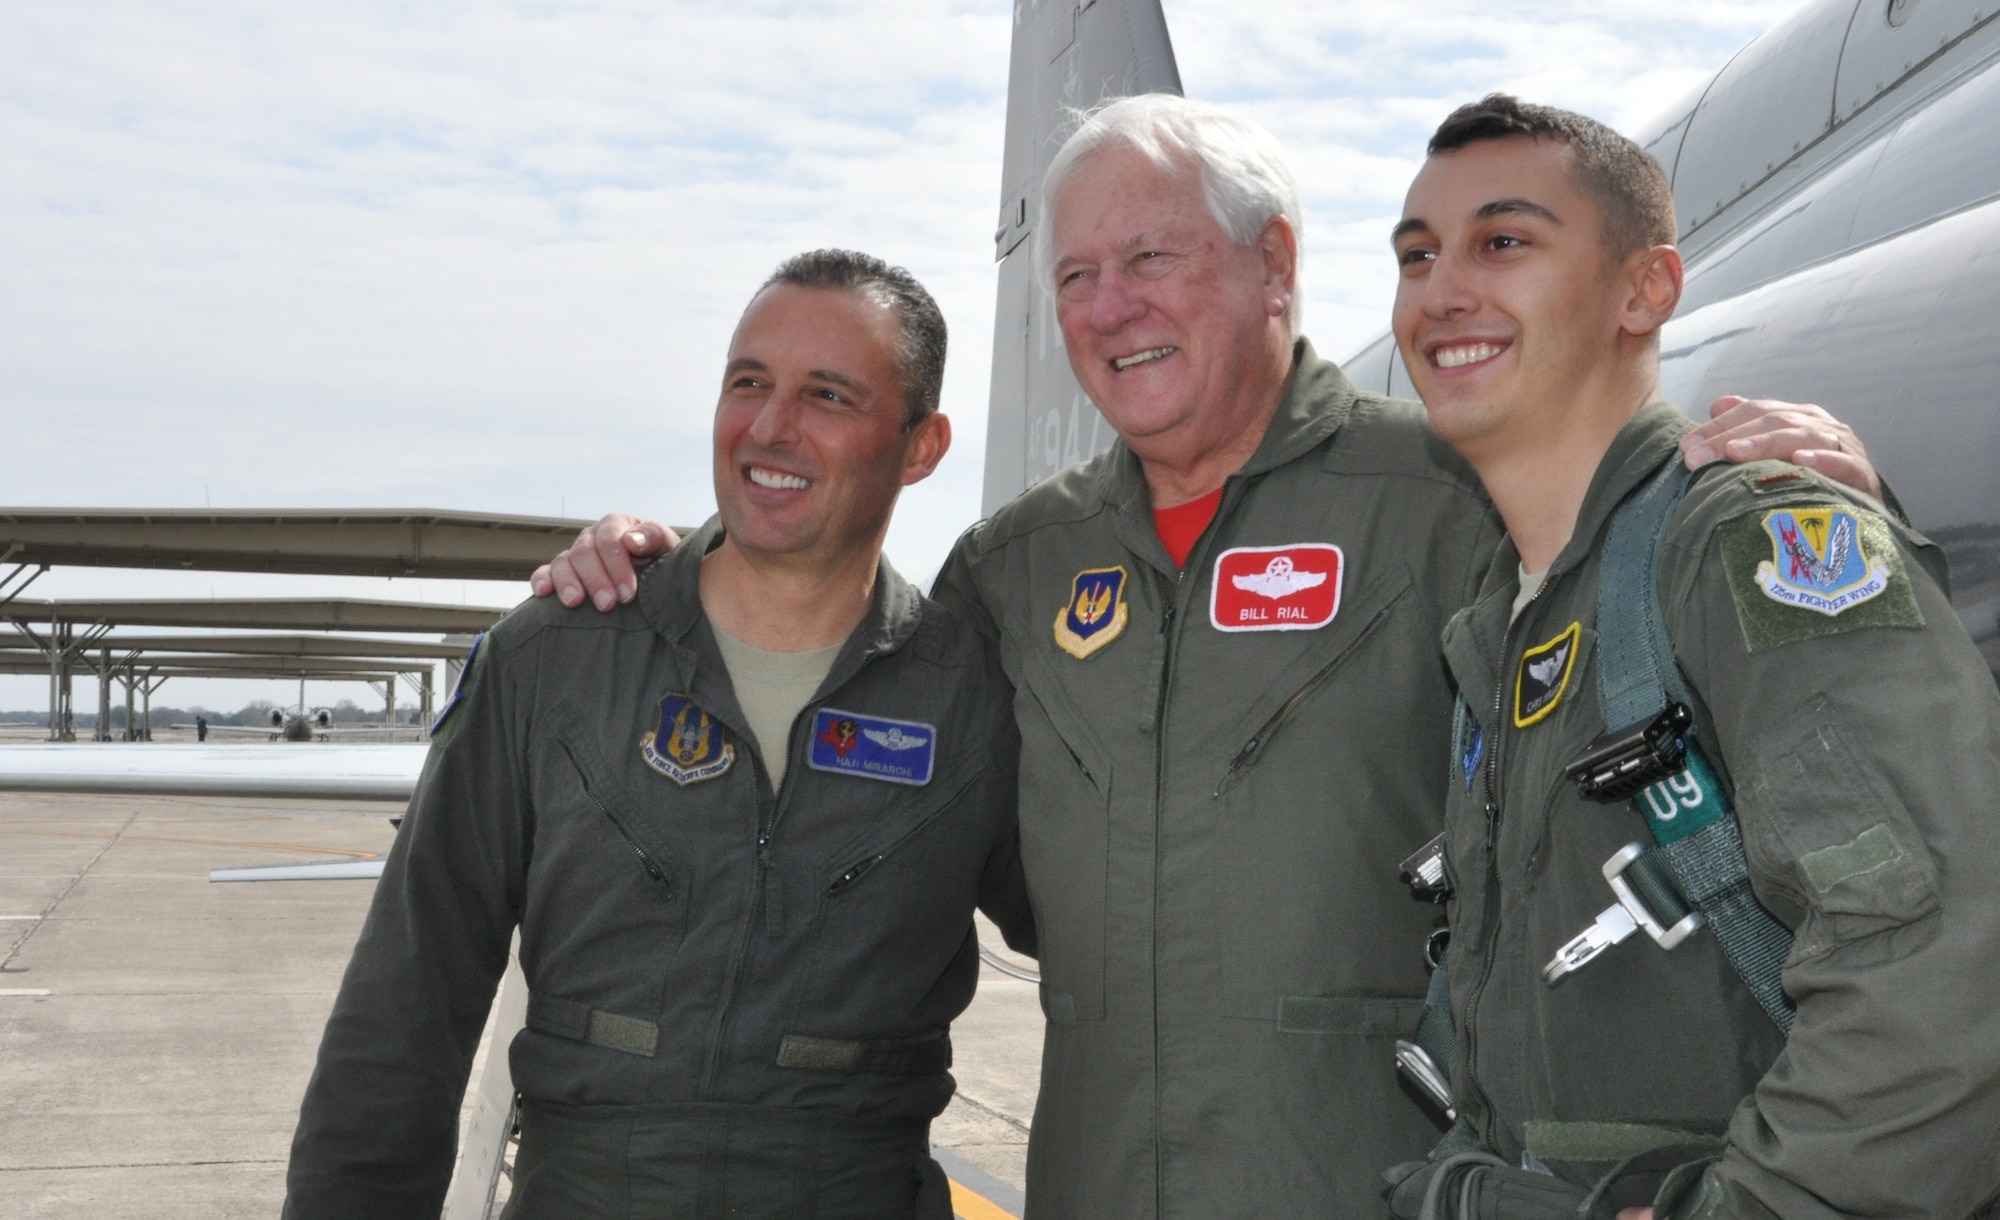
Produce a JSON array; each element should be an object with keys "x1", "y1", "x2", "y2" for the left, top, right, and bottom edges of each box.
[
  {"x1": 1752, "y1": 507, "x2": 1889, "y2": 616},
  {"x1": 1719, "y1": 504, "x2": 1921, "y2": 651},
  {"x1": 641, "y1": 694, "x2": 735, "y2": 785},
  {"x1": 808, "y1": 707, "x2": 936, "y2": 786},
  {"x1": 1053, "y1": 566, "x2": 1129, "y2": 660}
]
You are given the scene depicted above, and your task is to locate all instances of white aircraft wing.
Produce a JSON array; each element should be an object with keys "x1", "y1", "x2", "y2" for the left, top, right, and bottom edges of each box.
[{"x1": 0, "y1": 742, "x2": 425, "y2": 801}]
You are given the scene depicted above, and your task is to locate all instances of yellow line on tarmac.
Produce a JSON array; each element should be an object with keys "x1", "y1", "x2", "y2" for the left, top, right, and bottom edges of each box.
[{"x1": 950, "y1": 1179, "x2": 1020, "y2": 1220}]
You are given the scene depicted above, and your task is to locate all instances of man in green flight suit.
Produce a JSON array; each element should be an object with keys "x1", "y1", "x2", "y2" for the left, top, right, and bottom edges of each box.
[
  {"x1": 534, "y1": 96, "x2": 1885, "y2": 1219},
  {"x1": 284, "y1": 251, "x2": 1035, "y2": 1219},
  {"x1": 1385, "y1": 95, "x2": 2000, "y2": 1219}
]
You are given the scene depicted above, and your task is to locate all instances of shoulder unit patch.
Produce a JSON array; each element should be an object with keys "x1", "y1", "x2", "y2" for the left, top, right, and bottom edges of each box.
[
  {"x1": 809, "y1": 708, "x2": 936, "y2": 786},
  {"x1": 641, "y1": 694, "x2": 736, "y2": 785},
  {"x1": 429, "y1": 633, "x2": 485, "y2": 740},
  {"x1": 1719, "y1": 506, "x2": 1923, "y2": 651},
  {"x1": 1054, "y1": 566, "x2": 1129, "y2": 659},
  {"x1": 1514, "y1": 621, "x2": 1580, "y2": 729},
  {"x1": 1210, "y1": 543, "x2": 1343, "y2": 632}
]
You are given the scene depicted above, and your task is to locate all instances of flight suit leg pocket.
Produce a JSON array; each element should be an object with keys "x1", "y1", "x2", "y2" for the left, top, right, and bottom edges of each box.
[{"x1": 1014, "y1": 660, "x2": 1112, "y2": 1025}]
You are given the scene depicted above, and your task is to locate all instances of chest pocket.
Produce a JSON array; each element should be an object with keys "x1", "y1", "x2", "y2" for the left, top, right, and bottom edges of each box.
[
  {"x1": 522, "y1": 702, "x2": 690, "y2": 1006},
  {"x1": 1204, "y1": 564, "x2": 1441, "y2": 1025},
  {"x1": 784, "y1": 752, "x2": 989, "y2": 1034},
  {"x1": 1013, "y1": 646, "x2": 1113, "y2": 1026}
]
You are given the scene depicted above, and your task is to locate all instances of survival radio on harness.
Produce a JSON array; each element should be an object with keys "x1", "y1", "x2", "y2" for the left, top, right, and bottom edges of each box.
[{"x1": 1395, "y1": 833, "x2": 1457, "y2": 1119}]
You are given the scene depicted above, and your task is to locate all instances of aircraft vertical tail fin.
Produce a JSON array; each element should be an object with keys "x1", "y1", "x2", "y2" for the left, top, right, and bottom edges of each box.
[{"x1": 982, "y1": 0, "x2": 1181, "y2": 514}]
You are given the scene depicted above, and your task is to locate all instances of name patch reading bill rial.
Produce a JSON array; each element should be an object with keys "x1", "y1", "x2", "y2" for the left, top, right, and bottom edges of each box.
[
  {"x1": 809, "y1": 708, "x2": 936, "y2": 786},
  {"x1": 1210, "y1": 544, "x2": 1343, "y2": 632},
  {"x1": 642, "y1": 694, "x2": 736, "y2": 785}
]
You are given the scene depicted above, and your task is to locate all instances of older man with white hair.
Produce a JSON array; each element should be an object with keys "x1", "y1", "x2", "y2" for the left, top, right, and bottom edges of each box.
[{"x1": 534, "y1": 95, "x2": 1879, "y2": 1219}]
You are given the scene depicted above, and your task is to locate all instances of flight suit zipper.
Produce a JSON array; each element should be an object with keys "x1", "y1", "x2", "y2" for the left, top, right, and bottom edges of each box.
[
  {"x1": 701, "y1": 707, "x2": 805, "y2": 1096},
  {"x1": 557, "y1": 741, "x2": 673, "y2": 899},
  {"x1": 1459, "y1": 575, "x2": 1551, "y2": 1151},
  {"x1": 1213, "y1": 599, "x2": 1396, "y2": 794},
  {"x1": 827, "y1": 769, "x2": 978, "y2": 896},
  {"x1": 1151, "y1": 566, "x2": 1182, "y2": 1220}
]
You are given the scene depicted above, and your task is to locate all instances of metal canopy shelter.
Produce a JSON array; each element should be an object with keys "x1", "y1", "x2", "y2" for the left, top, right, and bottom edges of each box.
[
  {"x1": 0, "y1": 512, "x2": 540, "y2": 742},
  {"x1": 3, "y1": 597, "x2": 505, "y2": 634},
  {"x1": 0, "y1": 632, "x2": 471, "y2": 660},
  {"x1": 0, "y1": 508, "x2": 591, "y2": 581},
  {"x1": 1, "y1": 601, "x2": 498, "y2": 741}
]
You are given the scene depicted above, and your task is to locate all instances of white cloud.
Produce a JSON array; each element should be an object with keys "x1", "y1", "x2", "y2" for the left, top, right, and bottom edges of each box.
[{"x1": 0, "y1": 0, "x2": 1808, "y2": 709}]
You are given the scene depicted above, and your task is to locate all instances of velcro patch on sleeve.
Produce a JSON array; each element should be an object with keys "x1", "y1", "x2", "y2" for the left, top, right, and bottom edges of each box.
[{"x1": 1718, "y1": 505, "x2": 1923, "y2": 651}]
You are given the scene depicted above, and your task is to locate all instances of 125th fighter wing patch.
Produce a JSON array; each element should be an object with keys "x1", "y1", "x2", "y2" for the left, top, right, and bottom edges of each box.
[
  {"x1": 1514, "y1": 622, "x2": 1580, "y2": 728},
  {"x1": 1054, "y1": 566, "x2": 1129, "y2": 659},
  {"x1": 1719, "y1": 505, "x2": 1922, "y2": 651},
  {"x1": 809, "y1": 708, "x2": 936, "y2": 786},
  {"x1": 642, "y1": 694, "x2": 736, "y2": 785}
]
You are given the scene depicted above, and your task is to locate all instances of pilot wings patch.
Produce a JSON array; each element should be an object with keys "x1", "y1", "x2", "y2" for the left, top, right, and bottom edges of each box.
[
  {"x1": 808, "y1": 708, "x2": 936, "y2": 786},
  {"x1": 1210, "y1": 543, "x2": 1343, "y2": 632},
  {"x1": 1514, "y1": 622, "x2": 1580, "y2": 729}
]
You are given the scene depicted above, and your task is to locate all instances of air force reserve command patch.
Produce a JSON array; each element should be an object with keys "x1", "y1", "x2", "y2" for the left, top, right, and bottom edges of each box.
[
  {"x1": 809, "y1": 708, "x2": 936, "y2": 786},
  {"x1": 1720, "y1": 504, "x2": 1923, "y2": 651},
  {"x1": 641, "y1": 694, "x2": 736, "y2": 785},
  {"x1": 1515, "y1": 621, "x2": 1580, "y2": 729},
  {"x1": 1054, "y1": 566, "x2": 1129, "y2": 659},
  {"x1": 1210, "y1": 543, "x2": 1343, "y2": 632}
]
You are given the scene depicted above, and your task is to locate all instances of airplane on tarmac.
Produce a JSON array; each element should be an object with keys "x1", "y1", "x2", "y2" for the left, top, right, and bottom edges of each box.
[{"x1": 179, "y1": 686, "x2": 413, "y2": 743}]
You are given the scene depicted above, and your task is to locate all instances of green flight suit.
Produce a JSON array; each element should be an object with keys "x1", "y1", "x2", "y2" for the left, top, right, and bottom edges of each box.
[
  {"x1": 1435, "y1": 404, "x2": 2000, "y2": 1218},
  {"x1": 933, "y1": 340, "x2": 1502, "y2": 1219},
  {"x1": 284, "y1": 521, "x2": 1033, "y2": 1220}
]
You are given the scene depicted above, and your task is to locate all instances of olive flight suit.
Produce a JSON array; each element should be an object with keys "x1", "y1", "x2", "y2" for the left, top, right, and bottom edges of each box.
[
  {"x1": 933, "y1": 340, "x2": 1503, "y2": 1219},
  {"x1": 284, "y1": 520, "x2": 1035, "y2": 1220},
  {"x1": 1432, "y1": 404, "x2": 2000, "y2": 1218}
]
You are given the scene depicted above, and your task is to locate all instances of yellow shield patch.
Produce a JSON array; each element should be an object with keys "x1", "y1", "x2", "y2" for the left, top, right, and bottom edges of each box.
[{"x1": 1053, "y1": 566, "x2": 1130, "y2": 660}]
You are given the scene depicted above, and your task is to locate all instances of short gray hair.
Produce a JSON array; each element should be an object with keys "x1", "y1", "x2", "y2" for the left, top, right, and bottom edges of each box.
[{"x1": 1038, "y1": 93, "x2": 1303, "y2": 330}]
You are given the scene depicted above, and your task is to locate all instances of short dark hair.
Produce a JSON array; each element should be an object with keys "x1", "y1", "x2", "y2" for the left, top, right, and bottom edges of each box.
[
  {"x1": 758, "y1": 249, "x2": 948, "y2": 427},
  {"x1": 1427, "y1": 94, "x2": 1675, "y2": 258}
]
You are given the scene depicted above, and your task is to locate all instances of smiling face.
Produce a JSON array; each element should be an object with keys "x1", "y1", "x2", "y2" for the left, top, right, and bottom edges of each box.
[
  {"x1": 1048, "y1": 145, "x2": 1295, "y2": 469},
  {"x1": 1391, "y1": 136, "x2": 1644, "y2": 459},
  {"x1": 711, "y1": 283, "x2": 947, "y2": 567}
]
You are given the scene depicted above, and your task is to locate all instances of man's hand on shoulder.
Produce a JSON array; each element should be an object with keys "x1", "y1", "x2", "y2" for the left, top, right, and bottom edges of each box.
[
  {"x1": 529, "y1": 515, "x2": 677, "y2": 610},
  {"x1": 1679, "y1": 395, "x2": 1882, "y2": 501}
]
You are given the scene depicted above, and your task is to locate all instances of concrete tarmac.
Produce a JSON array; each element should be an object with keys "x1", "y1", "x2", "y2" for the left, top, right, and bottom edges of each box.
[{"x1": 0, "y1": 788, "x2": 1041, "y2": 1219}]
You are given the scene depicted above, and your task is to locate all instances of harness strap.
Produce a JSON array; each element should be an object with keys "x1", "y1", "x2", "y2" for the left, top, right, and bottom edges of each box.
[{"x1": 1595, "y1": 460, "x2": 1796, "y2": 1033}]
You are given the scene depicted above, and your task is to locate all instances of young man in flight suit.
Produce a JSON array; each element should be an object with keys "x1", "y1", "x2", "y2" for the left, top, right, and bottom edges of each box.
[
  {"x1": 282, "y1": 250, "x2": 1035, "y2": 1220},
  {"x1": 1387, "y1": 95, "x2": 2000, "y2": 1219},
  {"x1": 531, "y1": 99, "x2": 1884, "y2": 1220}
]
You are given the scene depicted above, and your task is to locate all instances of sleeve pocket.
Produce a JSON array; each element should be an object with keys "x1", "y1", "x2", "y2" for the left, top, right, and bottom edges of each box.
[{"x1": 1744, "y1": 708, "x2": 1941, "y2": 960}]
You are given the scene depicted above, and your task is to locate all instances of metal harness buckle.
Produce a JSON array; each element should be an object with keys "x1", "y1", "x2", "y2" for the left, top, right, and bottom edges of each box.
[{"x1": 1543, "y1": 842, "x2": 1705, "y2": 984}]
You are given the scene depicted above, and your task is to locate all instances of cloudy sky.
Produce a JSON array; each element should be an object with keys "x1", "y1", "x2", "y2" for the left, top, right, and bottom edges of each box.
[{"x1": 0, "y1": 0, "x2": 1804, "y2": 712}]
